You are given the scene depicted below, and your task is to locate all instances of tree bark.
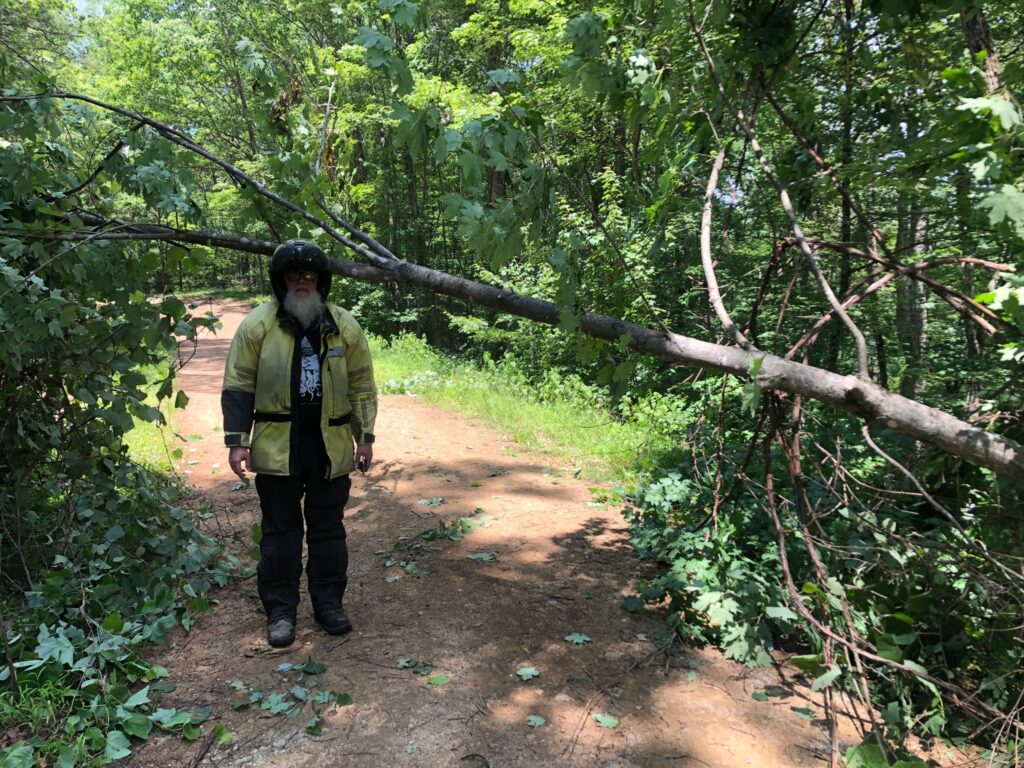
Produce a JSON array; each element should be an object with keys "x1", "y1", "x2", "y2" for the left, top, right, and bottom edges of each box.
[
  {"x1": 895, "y1": 194, "x2": 927, "y2": 400},
  {"x1": 960, "y1": 3, "x2": 1004, "y2": 94}
]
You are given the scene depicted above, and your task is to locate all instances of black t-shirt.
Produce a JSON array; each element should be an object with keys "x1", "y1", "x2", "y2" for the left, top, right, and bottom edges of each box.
[{"x1": 297, "y1": 326, "x2": 326, "y2": 469}]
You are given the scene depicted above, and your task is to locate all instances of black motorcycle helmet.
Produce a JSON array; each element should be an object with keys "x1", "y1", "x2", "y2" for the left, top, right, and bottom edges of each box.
[{"x1": 269, "y1": 239, "x2": 332, "y2": 303}]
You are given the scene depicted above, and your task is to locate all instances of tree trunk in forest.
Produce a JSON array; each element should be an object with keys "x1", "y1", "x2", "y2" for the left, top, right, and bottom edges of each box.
[
  {"x1": 895, "y1": 195, "x2": 927, "y2": 400},
  {"x1": 613, "y1": 115, "x2": 626, "y2": 178},
  {"x1": 402, "y1": 149, "x2": 418, "y2": 220},
  {"x1": 957, "y1": 171, "x2": 981, "y2": 361},
  {"x1": 960, "y1": 3, "x2": 1004, "y2": 94},
  {"x1": 824, "y1": 7, "x2": 856, "y2": 374}
]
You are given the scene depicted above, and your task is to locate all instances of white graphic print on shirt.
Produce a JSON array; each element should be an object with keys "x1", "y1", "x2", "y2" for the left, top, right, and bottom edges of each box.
[{"x1": 299, "y1": 336, "x2": 322, "y2": 400}]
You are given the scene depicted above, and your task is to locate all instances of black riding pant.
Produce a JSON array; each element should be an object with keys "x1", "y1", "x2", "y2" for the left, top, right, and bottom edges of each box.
[{"x1": 255, "y1": 470, "x2": 351, "y2": 623}]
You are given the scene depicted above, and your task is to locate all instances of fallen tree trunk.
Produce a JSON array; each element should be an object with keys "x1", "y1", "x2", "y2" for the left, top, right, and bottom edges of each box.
[{"x1": 31, "y1": 218, "x2": 1024, "y2": 483}]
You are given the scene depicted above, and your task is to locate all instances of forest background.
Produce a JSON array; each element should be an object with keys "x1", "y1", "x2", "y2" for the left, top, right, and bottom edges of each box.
[{"x1": 0, "y1": 0, "x2": 1022, "y2": 765}]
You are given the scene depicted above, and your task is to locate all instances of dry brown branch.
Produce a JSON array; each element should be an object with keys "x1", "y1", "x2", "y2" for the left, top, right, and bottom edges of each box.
[{"x1": 701, "y1": 146, "x2": 754, "y2": 349}]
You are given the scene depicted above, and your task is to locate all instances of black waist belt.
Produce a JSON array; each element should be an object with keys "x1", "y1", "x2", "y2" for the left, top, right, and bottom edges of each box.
[
  {"x1": 254, "y1": 412, "x2": 290, "y2": 423},
  {"x1": 254, "y1": 412, "x2": 351, "y2": 426}
]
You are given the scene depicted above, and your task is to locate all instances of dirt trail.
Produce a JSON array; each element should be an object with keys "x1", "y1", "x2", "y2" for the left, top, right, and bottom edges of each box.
[{"x1": 129, "y1": 301, "x2": 873, "y2": 768}]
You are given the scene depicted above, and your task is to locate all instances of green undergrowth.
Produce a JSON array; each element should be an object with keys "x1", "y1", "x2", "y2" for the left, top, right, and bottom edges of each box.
[
  {"x1": 369, "y1": 333, "x2": 694, "y2": 483},
  {"x1": 0, "y1": 464, "x2": 247, "y2": 767},
  {"x1": 0, "y1": 328, "x2": 246, "y2": 766}
]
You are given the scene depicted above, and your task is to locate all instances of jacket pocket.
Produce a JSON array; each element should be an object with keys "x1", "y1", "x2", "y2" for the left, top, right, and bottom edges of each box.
[{"x1": 251, "y1": 421, "x2": 289, "y2": 475}]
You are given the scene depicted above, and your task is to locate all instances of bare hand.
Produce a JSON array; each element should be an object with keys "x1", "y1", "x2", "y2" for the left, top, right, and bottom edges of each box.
[
  {"x1": 355, "y1": 444, "x2": 373, "y2": 474},
  {"x1": 229, "y1": 446, "x2": 252, "y2": 480}
]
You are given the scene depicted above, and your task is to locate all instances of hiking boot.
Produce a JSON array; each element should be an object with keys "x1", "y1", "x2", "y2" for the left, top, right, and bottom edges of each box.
[
  {"x1": 314, "y1": 607, "x2": 352, "y2": 635},
  {"x1": 267, "y1": 618, "x2": 296, "y2": 647}
]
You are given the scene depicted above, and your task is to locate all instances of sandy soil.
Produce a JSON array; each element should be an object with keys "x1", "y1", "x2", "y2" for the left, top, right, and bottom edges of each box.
[{"x1": 124, "y1": 301, "x2": 953, "y2": 768}]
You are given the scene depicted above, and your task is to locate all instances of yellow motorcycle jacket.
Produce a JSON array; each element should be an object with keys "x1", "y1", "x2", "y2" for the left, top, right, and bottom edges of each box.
[{"x1": 221, "y1": 300, "x2": 376, "y2": 479}]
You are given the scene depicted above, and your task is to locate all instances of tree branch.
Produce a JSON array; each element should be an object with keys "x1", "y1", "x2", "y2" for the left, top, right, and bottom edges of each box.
[
  {"x1": 16, "y1": 215, "x2": 1024, "y2": 483},
  {"x1": 701, "y1": 146, "x2": 754, "y2": 349}
]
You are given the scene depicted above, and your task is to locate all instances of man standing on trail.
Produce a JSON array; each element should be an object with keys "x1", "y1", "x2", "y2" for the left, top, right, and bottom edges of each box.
[{"x1": 221, "y1": 239, "x2": 377, "y2": 648}]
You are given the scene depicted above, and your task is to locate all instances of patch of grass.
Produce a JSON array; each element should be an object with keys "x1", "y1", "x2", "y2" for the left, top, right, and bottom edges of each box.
[
  {"x1": 122, "y1": 364, "x2": 184, "y2": 473},
  {"x1": 369, "y1": 334, "x2": 685, "y2": 483},
  {"x1": 123, "y1": 411, "x2": 180, "y2": 473}
]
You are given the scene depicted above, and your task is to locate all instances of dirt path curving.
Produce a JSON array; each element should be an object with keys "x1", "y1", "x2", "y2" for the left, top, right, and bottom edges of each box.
[{"x1": 128, "y1": 301, "x2": 885, "y2": 768}]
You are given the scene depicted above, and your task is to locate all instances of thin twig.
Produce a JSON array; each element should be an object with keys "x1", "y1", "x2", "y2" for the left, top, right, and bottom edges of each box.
[
  {"x1": 701, "y1": 146, "x2": 754, "y2": 349},
  {"x1": 860, "y1": 425, "x2": 1024, "y2": 594},
  {"x1": 187, "y1": 726, "x2": 217, "y2": 768}
]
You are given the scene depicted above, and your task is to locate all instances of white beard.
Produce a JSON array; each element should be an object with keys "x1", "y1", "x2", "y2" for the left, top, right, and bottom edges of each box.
[{"x1": 283, "y1": 289, "x2": 324, "y2": 328}]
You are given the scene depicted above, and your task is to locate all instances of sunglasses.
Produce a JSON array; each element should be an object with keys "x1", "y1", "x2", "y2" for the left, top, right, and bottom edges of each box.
[{"x1": 285, "y1": 270, "x2": 318, "y2": 282}]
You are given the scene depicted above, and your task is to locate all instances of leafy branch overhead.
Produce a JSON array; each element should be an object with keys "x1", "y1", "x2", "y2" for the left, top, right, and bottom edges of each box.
[{"x1": 6, "y1": 89, "x2": 1022, "y2": 479}]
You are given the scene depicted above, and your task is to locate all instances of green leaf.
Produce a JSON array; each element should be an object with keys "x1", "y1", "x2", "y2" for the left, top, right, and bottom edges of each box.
[
  {"x1": 466, "y1": 551, "x2": 496, "y2": 562},
  {"x1": 789, "y1": 654, "x2": 825, "y2": 676},
  {"x1": 593, "y1": 713, "x2": 619, "y2": 728},
  {"x1": 980, "y1": 185, "x2": 1024, "y2": 236},
  {"x1": 122, "y1": 714, "x2": 153, "y2": 739},
  {"x1": 353, "y1": 27, "x2": 395, "y2": 52},
  {"x1": 335, "y1": 691, "x2": 355, "y2": 706},
  {"x1": 123, "y1": 684, "x2": 151, "y2": 710},
  {"x1": 845, "y1": 743, "x2": 887, "y2": 768},
  {"x1": 525, "y1": 715, "x2": 546, "y2": 727},
  {"x1": 427, "y1": 674, "x2": 449, "y2": 686},
  {"x1": 765, "y1": 605, "x2": 798, "y2": 621},
  {"x1": 397, "y1": 657, "x2": 418, "y2": 668},
  {"x1": 261, "y1": 692, "x2": 293, "y2": 714},
  {"x1": 752, "y1": 691, "x2": 769, "y2": 702},
  {"x1": 790, "y1": 706, "x2": 815, "y2": 721},
  {"x1": 811, "y1": 665, "x2": 842, "y2": 692},
  {"x1": 516, "y1": 666, "x2": 540, "y2": 680},
  {"x1": 183, "y1": 723, "x2": 202, "y2": 741},
  {"x1": 1, "y1": 744, "x2": 35, "y2": 768},
  {"x1": 741, "y1": 381, "x2": 760, "y2": 417},
  {"x1": 433, "y1": 129, "x2": 462, "y2": 165},
  {"x1": 104, "y1": 731, "x2": 132, "y2": 761},
  {"x1": 566, "y1": 12, "x2": 606, "y2": 58},
  {"x1": 305, "y1": 715, "x2": 323, "y2": 735},
  {"x1": 957, "y1": 96, "x2": 1022, "y2": 130},
  {"x1": 564, "y1": 633, "x2": 591, "y2": 645},
  {"x1": 214, "y1": 723, "x2": 232, "y2": 746},
  {"x1": 620, "y1": 595, "x2": 644, "y2": 613},
  {"x1": 300, "y1": 659, "x2": 327, "y2": 675},
  {"x1": 488, "y1": 68, "x2": 522, "y2": 85}
]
